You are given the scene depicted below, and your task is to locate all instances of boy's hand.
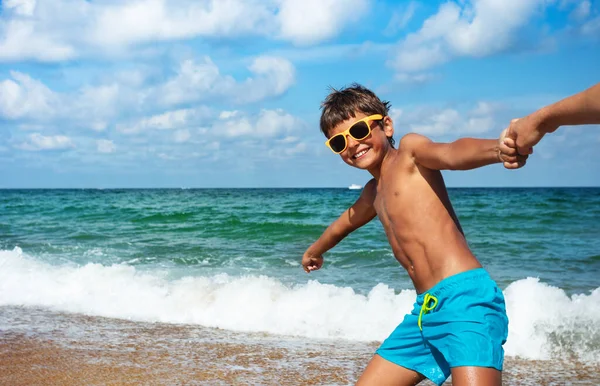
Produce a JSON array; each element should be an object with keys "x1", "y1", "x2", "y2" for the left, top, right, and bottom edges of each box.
[
  {"x1": 301, "y1": 251, "x2": 324, "y2": 273},
  {"x1": 498, "y1": 128, "x2": 529, "y2": 169}
]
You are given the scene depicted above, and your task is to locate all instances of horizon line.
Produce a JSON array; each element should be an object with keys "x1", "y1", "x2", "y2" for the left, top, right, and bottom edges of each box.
[{"x1": 1, "y1": 186, "x2": 599, "y2": 190}]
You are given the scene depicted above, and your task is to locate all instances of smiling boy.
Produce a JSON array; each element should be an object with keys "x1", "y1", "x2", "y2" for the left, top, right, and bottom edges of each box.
[{"x1": 301, "y1": 84, "x2": 526, "y2": 386}]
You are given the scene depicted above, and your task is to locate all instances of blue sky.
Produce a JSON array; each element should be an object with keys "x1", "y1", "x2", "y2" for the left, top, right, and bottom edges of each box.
[{"x1": 0, "y1": 0, "x2": 599, "y2": 188}]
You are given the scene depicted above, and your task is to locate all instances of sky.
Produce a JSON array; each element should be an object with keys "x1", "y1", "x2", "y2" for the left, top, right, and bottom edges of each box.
[{"x1": 0, "y1": 0, "x2": 599, "y2": 188}]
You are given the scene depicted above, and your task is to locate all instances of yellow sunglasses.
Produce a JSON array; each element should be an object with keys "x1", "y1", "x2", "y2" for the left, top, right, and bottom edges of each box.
[{"x1": 325, "y1": 114, "x2": 384, "y2": 154}]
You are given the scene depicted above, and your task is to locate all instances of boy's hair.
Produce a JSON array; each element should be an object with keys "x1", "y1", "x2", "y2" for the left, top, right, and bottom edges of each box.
[{"x1": 320, "y1": 83, "x2": 394, "y2": 147}]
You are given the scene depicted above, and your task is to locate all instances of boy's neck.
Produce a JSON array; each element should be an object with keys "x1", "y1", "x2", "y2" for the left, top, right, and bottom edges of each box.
[{"x1": 367, "y1": 146, "x2": 396, "y2": 180}]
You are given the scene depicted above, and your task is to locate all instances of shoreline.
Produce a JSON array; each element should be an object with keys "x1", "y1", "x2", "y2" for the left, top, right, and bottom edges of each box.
[{"x1": 1, "y1": 308, "x2": 599, "y2": 385}]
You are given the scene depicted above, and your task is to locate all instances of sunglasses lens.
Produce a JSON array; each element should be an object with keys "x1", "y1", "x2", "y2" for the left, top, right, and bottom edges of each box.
[
  {"x1": 349, "y1": 121, "x2": 371, "y2": 140},
  {"x1": 329, "y1": 135, "x2": 346, "y2": 153}
]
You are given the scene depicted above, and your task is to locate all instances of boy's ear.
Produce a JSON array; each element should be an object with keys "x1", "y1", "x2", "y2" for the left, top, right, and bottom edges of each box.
[{"x1": 383, "y1": 116, "x2": 394, "y2": 137}]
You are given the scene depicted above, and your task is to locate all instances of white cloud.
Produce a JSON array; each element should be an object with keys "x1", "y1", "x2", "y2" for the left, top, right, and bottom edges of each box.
[
  {"x1": 219, "y1": 110, "x2": 240, "y2": 119},
  {"x1": 0, "y1": 0, "x2": 80, "y2": 62},
  {"x1": 446, "y1": 1, "x2": 544, "y2": 57},
  {"x1": 393, "y1": 42, "x2": 448, "y2": 73},
  {"x1": 277, "y1": 0, "x2": 369, "y2": 45},
  {"x1": 158, "y1": 152, "x2": 176, "y2": 160},
  {"x1": 238, "y1": 56, "x2": 296, "y2": 102},
  {"x1": 16, "y1": 123, "x2": 46, "y2": 131},
  {"x1": 394, "y1": 72, "x2": 436, "y2": 84},
  {"x1": 0, "y1": 71, "x2": 135, "y2": 132},
  {"x1": 469, "y1": 101, "x2": 503, "y2": 116},
  {"x1": 73, "y1": 83, "x2": 122, "y2": 123},
  {"x1": 4, "y1": 0, "x2": 37, "y2": 17},
  {"x1": 0, "y1": 71, "x2": 57, "y2": 119},
  {"x1": 0, "y1": 0, "x2": 367, "y2": 62},
  {"x1": 219, "y1": 117, "x2": 254, "y2": 137},
  {"x1": 390, "y1": 0, "x2": 547, "y2": 73},
  {"x1": 116, "y1": 107, "x2": 211, "y2": 134},
  {"x1": 17, "y1": 133, "x2": 74, "y2": 151},
  {"x1": 173, "y1": 129, "x2": 191, "y2": 143},
  {"x1": 255, "y1": 109, "x2": 298, "y2": 136},
  {"x1": 97, "y1": 139, "x2": 116, "y2": 153},
  {"x1": 581, "y1": 16, "x2": 600, "y2": 36},
  {"x1": 1, "y1": 54, "x2": 291, "y2": 129},
  {"x1": 570, "y1": 1, "x2": 591, "y2": 21},
  {"x1": 89, "y1": 0, "x2": 273, "y2": 48},
  {"x1": 268, "y1": 142, "x2": 307, "y2": 158},
  {"x1": 218, "y1": 109, "x2": 302, "y2": 138},
  {"x1": 158, "y1": 56, "x2": 295, "y2": 106},
  {"x1": 90, "y1": 122, "x2": 108, "y2": 132},
  {"x1": 154, "y1": 58, "x2": 226, "y2": 106},
  {"x1": 396, "y1": 102, "x2": 498, "y2": 137},
  {"x1": 267, "y1": 42, "x2": 391, "y2": 64},
  {"x1": 384, "y1": 2, "x2": 418, "y2": 36},
  {"x1": 278, "y1": 136, "x2": 300, "y2": 144},
  {"x1": 389, "y1": 108, "x2": 403, "y2": 125}
]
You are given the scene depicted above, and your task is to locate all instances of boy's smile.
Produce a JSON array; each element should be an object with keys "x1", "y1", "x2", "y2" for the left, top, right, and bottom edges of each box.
[{"x1": 353, "y1": 147, "x2": 370, "y2": 159}]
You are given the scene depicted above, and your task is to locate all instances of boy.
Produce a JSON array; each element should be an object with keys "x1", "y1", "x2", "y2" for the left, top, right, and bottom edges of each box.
[{"x1": 301, "y1": 84, "x2": 527, "y2": 386}]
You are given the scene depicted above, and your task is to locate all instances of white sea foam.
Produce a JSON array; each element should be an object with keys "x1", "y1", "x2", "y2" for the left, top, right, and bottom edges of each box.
[{"x1": 1, "y1": 247, "x2": 599, "y2": 363}]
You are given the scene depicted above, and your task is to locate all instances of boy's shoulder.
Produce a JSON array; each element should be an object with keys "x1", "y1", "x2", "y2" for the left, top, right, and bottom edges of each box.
[
  {"x1": 398, "y1": 133, "x2": 432, "y2": 151},
  {"x1": 381, "y1": 133, "x2": 434, "y2": 177}
]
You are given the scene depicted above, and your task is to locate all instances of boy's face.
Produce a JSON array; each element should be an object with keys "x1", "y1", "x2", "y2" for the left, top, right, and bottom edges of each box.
[{"x1": 327, "y1": 111, "x2": 394, "y2": 170}]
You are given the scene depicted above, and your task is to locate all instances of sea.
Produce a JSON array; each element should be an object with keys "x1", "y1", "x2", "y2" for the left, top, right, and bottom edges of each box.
[{"x1": 1, "y1": 188, "x2": 599, "y2": 385}]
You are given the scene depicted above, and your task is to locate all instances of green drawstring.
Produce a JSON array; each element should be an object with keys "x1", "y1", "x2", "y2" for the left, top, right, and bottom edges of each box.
[{"x1": 418, "y1": 293, "x2": 438, "y2": 331}]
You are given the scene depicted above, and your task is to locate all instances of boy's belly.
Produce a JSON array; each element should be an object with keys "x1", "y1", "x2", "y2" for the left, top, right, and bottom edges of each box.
[{"x1": 391, "y1": 237, "x2": 483, "y2": 294}]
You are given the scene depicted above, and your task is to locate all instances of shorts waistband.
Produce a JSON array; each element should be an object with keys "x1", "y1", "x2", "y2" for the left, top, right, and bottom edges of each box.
[{"x1": 417, "y1": 268, "x2": 490, "y2": 302}]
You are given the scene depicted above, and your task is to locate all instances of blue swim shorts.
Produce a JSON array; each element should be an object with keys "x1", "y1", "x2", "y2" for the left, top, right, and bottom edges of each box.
[{"x1": 375, "y1": 268, "x2": 508, "y2": 386}]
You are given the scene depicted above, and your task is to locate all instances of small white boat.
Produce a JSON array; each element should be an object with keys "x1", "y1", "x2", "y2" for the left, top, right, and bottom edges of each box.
[{"x1": 348, "y1": 184, "x2": 363, "y2": 190}]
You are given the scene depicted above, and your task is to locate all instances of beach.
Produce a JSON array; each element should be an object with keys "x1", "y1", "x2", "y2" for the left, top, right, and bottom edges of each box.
[{"x1": 2, "y1": 307, "x2": 599, "y2": 386}]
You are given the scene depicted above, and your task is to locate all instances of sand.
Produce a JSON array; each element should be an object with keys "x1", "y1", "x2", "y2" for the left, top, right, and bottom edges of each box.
[{"x1": 1, "y1": 307, "x2": 598, "y2": 385}]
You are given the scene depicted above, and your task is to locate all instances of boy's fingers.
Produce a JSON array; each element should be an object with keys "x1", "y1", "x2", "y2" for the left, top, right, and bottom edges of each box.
[
  {"x1": 504, "y1": 157, "x2": 528, "y2": 169},
  {"x1": 503, "y1": 137, "x2": 517, "y2": 148},
  {"x1": 503, "y1": 161, "x2": 520, "y2": 169},
  {"x1": 498, "y1": 142, "x2": 517, "y2": 156}
]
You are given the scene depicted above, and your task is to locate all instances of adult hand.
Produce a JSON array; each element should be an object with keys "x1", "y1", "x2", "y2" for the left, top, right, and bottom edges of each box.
[{"x1": 504, "y1": 114, "x2": 559, "y2": 156}]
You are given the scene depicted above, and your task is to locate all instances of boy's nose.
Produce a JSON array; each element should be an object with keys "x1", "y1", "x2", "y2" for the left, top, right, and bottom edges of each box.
[{"x1": 345, "y1": 134, "x2": 359, "y2": 149}]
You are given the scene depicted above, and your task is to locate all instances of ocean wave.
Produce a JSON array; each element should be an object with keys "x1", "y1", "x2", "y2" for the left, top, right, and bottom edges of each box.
[{"x1": 1, "y1": 247, "x2": 598, "y2": 363}]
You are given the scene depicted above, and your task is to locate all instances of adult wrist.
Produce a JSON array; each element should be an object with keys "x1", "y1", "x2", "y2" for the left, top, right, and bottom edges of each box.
[{"x1": 535, "y1": 106, "x2": 560, "y2": 134}]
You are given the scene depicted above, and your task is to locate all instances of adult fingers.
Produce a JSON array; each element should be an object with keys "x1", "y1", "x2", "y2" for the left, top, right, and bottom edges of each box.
[
  {"x1": 516, "y1": 140, "x2": 534, "y2": 156},
  {"x1": 518, "y1": 158, "x2": 527, "y2": 168}
]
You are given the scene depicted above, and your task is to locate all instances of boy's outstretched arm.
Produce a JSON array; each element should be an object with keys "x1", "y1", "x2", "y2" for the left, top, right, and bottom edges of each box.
[
  {"x1": 506, "y1": 82, "x2": 600, "y2": 157},
  {"x1": 401, "y1": 132, "x2": 527, "y2": 171},
  {"x1": 301, "y1": 179, "x2": 377, "y2": 273}
]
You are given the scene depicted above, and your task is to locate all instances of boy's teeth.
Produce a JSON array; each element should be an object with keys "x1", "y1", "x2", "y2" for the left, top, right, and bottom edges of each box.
[{"x1": 355, "y1": 149, "x2": 368, "y2": 158}]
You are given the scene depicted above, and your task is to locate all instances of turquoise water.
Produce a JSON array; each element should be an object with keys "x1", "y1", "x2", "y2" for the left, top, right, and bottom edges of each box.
[
  {"x1": 1, "y1": 188, "x2": 599, "y2": 364},
  {"x1": 1, "y1": 188, "x2": 598, "y2": 293}
]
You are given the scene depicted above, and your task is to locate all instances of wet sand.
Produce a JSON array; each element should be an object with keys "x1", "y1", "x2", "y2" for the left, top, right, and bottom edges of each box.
[{"x1": 1, "y1": 307, "x2": 598, "y2": 385}]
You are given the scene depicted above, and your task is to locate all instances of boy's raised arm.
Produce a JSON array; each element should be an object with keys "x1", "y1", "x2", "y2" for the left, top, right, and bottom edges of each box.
[
  {"x1": 301, "y1": 180, "x2": 377, "y2": 273},
  {"x1": 402, "y1": 133, "x2": 526, "y2": 171}
]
